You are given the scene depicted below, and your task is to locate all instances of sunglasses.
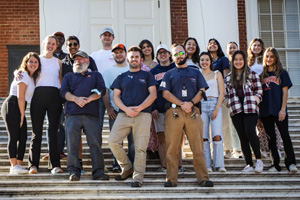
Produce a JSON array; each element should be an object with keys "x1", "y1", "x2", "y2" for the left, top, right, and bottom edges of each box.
[
  {"x1": 173, "y1": 51, "x2": 185, "y2": 57},
  {"x1": 68, "y1": 43, "x2": 78, "y2": 47}
]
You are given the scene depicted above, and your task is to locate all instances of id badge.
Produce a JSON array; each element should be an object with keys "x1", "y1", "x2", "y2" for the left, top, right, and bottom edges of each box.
[{"x1": 182, "y1": 89, "x2": 187, "y2": 97}]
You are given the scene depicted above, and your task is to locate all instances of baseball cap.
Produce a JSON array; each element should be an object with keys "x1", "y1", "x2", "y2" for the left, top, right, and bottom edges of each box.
[
  {"x1": 73, "y1": 51, "x2": 89, "y2": 59},
  {"x1": 101, "y1": 27, "x2": 114, "y2": 35},
  {"x1": 53, "y1": 31, "x2": 65, "y2": 38},
  {"x1": 156, "y1": 44, "x2": 170, "y2": 55},
  {"x1": 112, "y1": 43, "x2": 126, "y2": 52}
]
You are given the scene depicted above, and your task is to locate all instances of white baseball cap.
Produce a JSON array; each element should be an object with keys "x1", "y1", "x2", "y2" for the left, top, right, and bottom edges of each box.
[{"x1": 156, "y1": 44, "x2": 170, "y2": 55}]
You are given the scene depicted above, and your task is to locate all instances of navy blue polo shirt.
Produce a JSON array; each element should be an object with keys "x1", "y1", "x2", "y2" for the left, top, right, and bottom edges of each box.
[
  {"x1": 159, "y1": 67, "x2": 208, "y2": 102},
  {"x1": 150, "y1": 62, "x2": 176, "y2": 113},
  {"x1": 212, "y1": 56, "x2": 230, "y2": 77},
  {"x1": 60, "y1": 71, "x2": 106, "y2": 117},
  {"x1": 111, "y1": 70, "x2": 157, "y2": 113},
  {"x1": 260, "y1": 70, "x2": 293, "y2": 118}
]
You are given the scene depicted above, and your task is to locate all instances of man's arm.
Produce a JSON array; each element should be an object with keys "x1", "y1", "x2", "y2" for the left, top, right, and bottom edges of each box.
[
  {"x1": 113, "y1": 88, "x2": 139, "y2": 117},
  {"x1": 65, "y1": 92, "x2": 88, "y2": 108},
  {"x1": 103, "y1": 88, "x2": 117, "y2": 120},
  {"x1": 132, "y1": 85, "x2": 157, "y2": 113}
]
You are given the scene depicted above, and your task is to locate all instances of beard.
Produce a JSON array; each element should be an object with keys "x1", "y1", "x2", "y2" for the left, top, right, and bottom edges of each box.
[
  {"x1": 129, "y1": 62, "x2": 140, "y2": 69},
  {"x1": 176, "y1": 57, "x2": 187, "y2": 65},
  {"x1": 115, "y1": 58, "x2": 126, "y2": 64},
  {"x1": 73, "y1": 62, "x2": 89, "y2": 73}
]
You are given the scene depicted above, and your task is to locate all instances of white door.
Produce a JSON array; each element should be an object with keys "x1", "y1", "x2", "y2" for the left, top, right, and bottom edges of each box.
[{"x1": 89, "y1": 0, "x2": 171, "y2": 53}]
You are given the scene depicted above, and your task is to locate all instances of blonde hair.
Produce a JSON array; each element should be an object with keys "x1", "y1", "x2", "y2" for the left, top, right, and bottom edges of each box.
[{"x1": 41, "y1": 35, "x2": 57, "y2": 56}]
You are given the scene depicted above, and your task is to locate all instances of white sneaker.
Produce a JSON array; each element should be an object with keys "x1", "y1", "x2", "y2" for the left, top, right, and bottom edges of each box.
[
  {"x1": 224, "y1": 150, "x2": 232, "y2": 159},
  {"x1": 255, "y1": 160, "x2": 263, "y2": 174},
  {"x1": 268, "y1": 166, "x2": 279, "y2": 172},
  {"x1": 10, "y1": 165, "x2": 28, "y2": 174},
  {"x1": 289, "y1": 164, "x2": 298, "y2": 174},
  {"x1": 242, "y1": 165, "x2": 254, "y2": 173},
  {"x1": 207, "y1": 167, "x2": 212, "y2": 172},
  {"x1": 218, "y1": 167, "x2": 227, "y2": 172}
]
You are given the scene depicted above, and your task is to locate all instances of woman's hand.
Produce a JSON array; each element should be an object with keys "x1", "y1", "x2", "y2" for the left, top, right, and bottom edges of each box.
[
  {"x1": 20, "y1": 115, "x2": 24, "y2": 128},
  {"x1": 278, "y1": 110, "x2": 286, "y2": 121},
  {"x1": 211, "y1": 108, "x2": 219, "y2": 120}
]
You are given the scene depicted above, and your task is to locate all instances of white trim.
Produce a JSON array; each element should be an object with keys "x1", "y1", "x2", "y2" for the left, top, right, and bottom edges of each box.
[
  {"x1": 245, "y1": 0, "x2": 259, "y2": 43},
  {"x1": 159, "y1": 0, "x2": 172, "y2": 47}
]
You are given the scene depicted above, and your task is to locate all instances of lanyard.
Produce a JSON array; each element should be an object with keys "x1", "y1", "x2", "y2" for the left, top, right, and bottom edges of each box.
[{"x1": 176, "y1": 67, "x2": 189, "y2": 89}]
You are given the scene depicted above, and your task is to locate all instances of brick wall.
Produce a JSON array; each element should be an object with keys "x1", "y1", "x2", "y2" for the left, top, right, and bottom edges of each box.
[
  {"x1": 237, "y1": 0, "x2": 247, "y2": 52},
  {"x1": 170, "y1": 0, "x2": 189, "y2": 45},
  {"x1": 0, "y1": 0, "x2": 40, "y2": 96}
]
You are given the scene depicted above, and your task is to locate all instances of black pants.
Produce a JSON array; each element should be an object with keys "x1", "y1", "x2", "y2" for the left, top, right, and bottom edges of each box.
[
  {"x1": 1, "y1": 95, "x2": 27, "y2": 160},
  {"x1": 261, "y1": 115, "x2": 296, "y2": 169},
  {"x1": 231, "y1": 112, "x2": 261, "y2": 166},
  {"x1": 29, "y1": 87, "x2": 62, "y2": 169}
]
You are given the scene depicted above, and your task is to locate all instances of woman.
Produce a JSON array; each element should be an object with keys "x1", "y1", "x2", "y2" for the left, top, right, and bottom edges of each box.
[
  {"x1": 224, "y1": 50, "x2": 263, "y2": 173},
  {"x1": 248, "y1": 38, "x2": 282, "y2": 158},
  {"x1": 1, "y1": 52, "x2": 41, "y2": 174},
  {"x1": 183, "y1": 37, "x2": 200, "y2": 69},
  {"x1": 260, "y1": 47, "x2": 298, "y2": 174},
  {"x1": 207, "y1": 38, "x2": 233, "y2": 158},
  {"x1": 139, "y1": 39, "x2": 157, "y2": 71},
  {"x1": 200, "y1": 52, "x2": 226, "y2": 172},
  {"x1": 28, "y1": 35, "x2": 63, "y2": 174}
]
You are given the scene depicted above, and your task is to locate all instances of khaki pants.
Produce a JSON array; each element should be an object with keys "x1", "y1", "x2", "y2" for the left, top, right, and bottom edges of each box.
[
  {"x1": 165, "y1": 107, "x2": 209, "y2": 184},
  {"x1": 108, "y1": 112, "x2": 151, "y2": 183}
]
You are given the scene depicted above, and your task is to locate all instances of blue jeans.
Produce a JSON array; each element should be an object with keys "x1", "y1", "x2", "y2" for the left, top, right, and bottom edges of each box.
[
  {"x1": 109, "y1": 110, "x2": 135, "y2": 168},
  {"x1": 65, "y1": 114, "x2": 105, "y2": 178},
  {"x1": 201, "y1": 98, "x2": 224, "y2": 168}
]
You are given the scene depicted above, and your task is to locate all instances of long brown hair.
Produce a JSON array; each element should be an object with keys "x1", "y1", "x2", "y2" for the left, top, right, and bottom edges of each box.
[
  {"x1": 247, "y1": 38, "x2": 265, "y2": 67},
  {"x1": 230, "y1": 50, "x2": 250, "y2": 87},
  {"x1": 19, "y1": 52, "x2": 41, "y2": 85},
  {"x1": 262, "y1": 47, "x2": 283, "y2": 82}
]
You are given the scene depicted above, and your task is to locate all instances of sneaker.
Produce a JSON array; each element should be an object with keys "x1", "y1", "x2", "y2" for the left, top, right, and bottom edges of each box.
[
  {"x1": 207, "y1": 167, "x2": 212, "y2": 172},
  {"x1": 51, "y1": 167, "x2": 63, "y2": 174},
  {"x1": 289, "y1": 164, "x2": 298, "y2": 174},
  {"x1": 94, "y1": 173, "x2": 110, "y2": 180},
  {"x1": 268, "y1": 166, "x2": 279, "y2": 172},
  {"x1": 218, "y1": 167, "x2": 227, "y2": 172},
  {"x1": 115, "y1": 168, "x2": 134, "y2": 181},
  {"x1": 10, "y1": 165, "x2": 28, "y2": 174},
  {"x1": 60, "y1": 152, "x2": 67, "y2": 160},
  {"x1": 131, "y1": 181, "x2": 142, "y2": 187},
  {"x1": 29, "y1": 166, "x2": 38, "y2": 174},
  {"x1": 233, "y1": 151, "x2": 243, "y2": 159},
  {"x1": 255, "y1": 160, "x2": 263, "y2": 174},
  {"x1": 224, "y1": 150, "x2": 232, "y2": 159},
  {"x1": 261, "y1": 151, "x2": 268, "y2": 158},
  {"x1": 69, "y1": 173, "x2": 80, "y2": 181},
  {"x1": 242, "y1": 165, "x2": 254, "y2": 173},
  {"x1": 157, "y1": 167, "x2": 167, "y2": 172},
  {"x1": 42, "y1": 154, "x2": 49, "y2": 160}
]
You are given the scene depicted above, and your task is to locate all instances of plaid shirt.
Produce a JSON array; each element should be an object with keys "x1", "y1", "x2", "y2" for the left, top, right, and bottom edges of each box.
[{"x1": 224, "y1": 71, "x2": 262, "y2": 117}]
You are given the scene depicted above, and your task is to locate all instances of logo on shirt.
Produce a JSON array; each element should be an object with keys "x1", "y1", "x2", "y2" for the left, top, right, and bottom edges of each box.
[
  {"x1": 139, "y1": 79, "x2": 146, "y2": 83},
  {"x1": 128, "y1": 75, "x2": 133, "y2": 79},
  {"x1": 154, "y1": 72, "x2": 166, "y2": 81},
  {"x1": 190, "y1": 78, "x2": 196, "y2": 83},
  {"x1": 160, "y1": 81, "x2": 166, "y2": 88}
]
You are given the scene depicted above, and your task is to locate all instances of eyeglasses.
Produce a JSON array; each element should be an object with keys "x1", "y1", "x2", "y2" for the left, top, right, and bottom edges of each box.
[
  {"x1": 173, "y1": 51, "x2": 185, "y2": 57},
  {"x1": 68, "y1": 43, "x2": 78, "y2": 47},
  {"x1": 158, "y1": 51, "x2": 168, "y2": 55}
]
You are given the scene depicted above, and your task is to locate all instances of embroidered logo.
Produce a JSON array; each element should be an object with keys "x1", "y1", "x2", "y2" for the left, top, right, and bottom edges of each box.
[
  {"x1": 139, "y1": 79, "x2": 146, "y2": 83},
  {"x1": 190, "y1": 78, "x2": 196, "y2": 82}
]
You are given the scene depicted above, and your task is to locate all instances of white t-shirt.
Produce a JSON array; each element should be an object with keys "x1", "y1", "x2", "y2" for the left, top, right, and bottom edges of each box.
[
  {"x1": 90, "y1": 49, "x2": 116, "y2": 75},
  {"x1": 250, "y1": 57, "x2": 263, "y2": 75},
  {"x1": 103, "y1": 65, "x2": 129, "y2": 111},
  {"x1": 37, "y1": 56, "x2": 61, "y2": 88},
  {"x1": 186, "y1": 59, "x2": 200, "y2": 69},
  {"x1": 9, "y1": 71, "x2": 35, "y2": 103}
]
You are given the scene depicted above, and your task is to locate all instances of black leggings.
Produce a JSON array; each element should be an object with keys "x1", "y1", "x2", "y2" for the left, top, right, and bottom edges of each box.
[
  {"x1": 231, "y1": 112, "x2": 261, "y2": 166},
  {"x1": 29, "y1": 87, "x2": 62, "y2": 169},
  {"x1": 261, "y1": 115, "x2": 296, "y2": 169},
  {"x1": 1, "y1": 95, "x2": 27, "y2": 160}
]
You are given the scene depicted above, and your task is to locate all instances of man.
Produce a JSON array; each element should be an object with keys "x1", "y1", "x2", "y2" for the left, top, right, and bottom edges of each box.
[
  {"x1": 90, "y1": 27, "x2": 116, "y2": 145},
  {"x1": 103, "y1": 43, "x2": 134, "y2": 172},
  {"x1": 108, "y1": 46, "x2": 157, "y2": 187},
  {"x1": 159, "y1": 44, "x2": 213, "y2": 187},
  {"x1": 60, "y1": 51, "x2": 109, "y2": 181},
  {"x1": 53, "y1": 31, "x2": 67, "y2": 60},
  {"x1": 150, "y1": 44, "x2": 175, "y2": 171}
]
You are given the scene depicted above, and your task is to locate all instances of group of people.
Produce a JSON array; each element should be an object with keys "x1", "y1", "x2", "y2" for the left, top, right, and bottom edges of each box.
[{"x1": 1, "y1": 27, "x2": 298, "y2": 188}]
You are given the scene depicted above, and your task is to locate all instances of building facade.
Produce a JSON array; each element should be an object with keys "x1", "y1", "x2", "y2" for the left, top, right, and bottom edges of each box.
[{"x1": 0, "y1": 0, "x2": 299, "y2": 96}]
